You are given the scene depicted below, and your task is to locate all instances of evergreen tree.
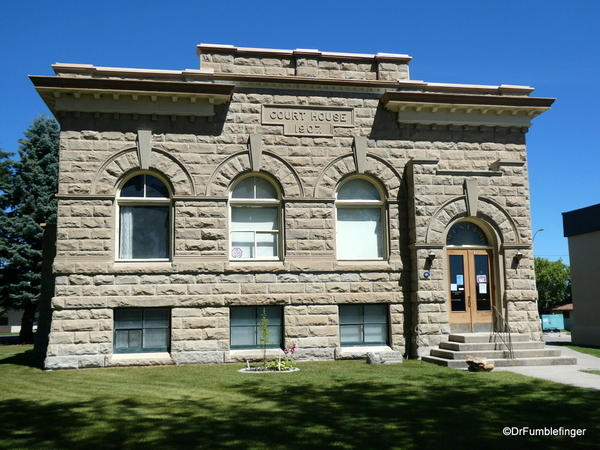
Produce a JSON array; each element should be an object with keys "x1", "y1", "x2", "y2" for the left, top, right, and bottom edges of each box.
[{"x1": 0, "y1": 116, "x2": 59, "y2": 342}]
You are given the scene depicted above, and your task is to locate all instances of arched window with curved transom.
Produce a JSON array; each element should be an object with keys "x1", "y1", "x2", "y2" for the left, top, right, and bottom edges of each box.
[
  {"x1": 229, "y1": 175, "x2": 281, "y2": 260},
  {"x1": 117, "y1": 173, "x2": 171, "y2": 260},
  {"x1": 335, "y1": 177, "x2": 385, "y2": 260}
]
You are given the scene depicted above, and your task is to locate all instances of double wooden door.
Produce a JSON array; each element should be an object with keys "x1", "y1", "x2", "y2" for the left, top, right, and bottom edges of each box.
[{"x1": 447, "y1": 249, "x2": 493, "y2": 332}]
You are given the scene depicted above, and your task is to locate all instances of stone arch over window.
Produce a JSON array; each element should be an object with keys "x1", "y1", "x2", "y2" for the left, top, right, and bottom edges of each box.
[
  {"x1": 426, "y1": 196, "x2": 519, "y2": 245},
  {"x1": 314, "y1": 154, "x2": 401, "y2": 199},
  {"x1": 91, "y1": 148, "x2": 194, "y2": 196},
  {"x1": 206, "y1": 151, "x2": 303, "y2": 197}
]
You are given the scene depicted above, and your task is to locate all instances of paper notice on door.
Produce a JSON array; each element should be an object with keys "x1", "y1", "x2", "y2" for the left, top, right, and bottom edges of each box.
[
  {"x1": 478, "y1": 283, "x2": 488, "y2": 294},
  {"x1": 476, "y1": 274, "x2": 487, "y2": 283},
  {"x1": 456, "y1": 275, "x2": 464, "y2": 285},
  {"x1": 451, "y1": 283, "x2": 458, "y2": 291}
]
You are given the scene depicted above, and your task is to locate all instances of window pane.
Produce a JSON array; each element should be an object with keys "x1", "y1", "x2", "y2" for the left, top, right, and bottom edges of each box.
[
  {"x1": 231, "y1": 326, "x2": 256, "y2": 347},
  {"x1": 121, "y1": 206, "x2": 169, "y2": 259},
  {"x1": 230, "y1": 306, "x2": 282, "y2": 349},
  {"x1": 115, "y1": 330, "x2": 130, "y2": 348},
  {"x1": 144, "y1": 309, "x2": 169, "y2": 328},
  {"x1": 263, "y1": 306, "x2": 282, "y2": 326},
  {"x1": 129, "y1": 329, "x2": 143, "y2": 348},
  {"x1": 231, "y1": 307, "x2": 257, "y2": 326},
  {"x1": 115, "y1": 310, "x2": 143, "y2": 329},
  {"x1": 364, "y1": 305, "x2": 387, "y2": 323},
  {"x1": 232, "y1": 178, "x2": 254, "y2": 199},
  {"x1": 145, "y1": 175, "x2": 169, "y2": 198},
  {"x1": 231, "y1": 232, "x2": 254, "y2": 259},
  {"x1": 446, "y1": 222, "x2": 489, "y2": 246},
  {"x1": 340, "y1": 324, "x2": 361, "y2": 343},
  {"x1": 232, "y1": 207, "x2": 277, "y2": 231},
  {"x1": 256, "y1": 233, "x2": 277, "y2": 258},
  {"x1": 144, "y1": 328, "x2": 168, "y2": 348},
  {"x1": 338, "y1": 179, "x2": 380, "y2": 201},
  {"x1": 364, "y1": 324, "x2": 387, "y2": 343},
  {"x1": 121, "y1": 175, "x2": 144, "y2": 197},
  {"x1": 339, "y1": 305, "x2": 362, "y2": 324},
  {"x1": 337, "y1": 208, "x2": 382, "y2": 259},
  {"x1": 255, "y1": 178, "x2": 277, "y2": 199}
]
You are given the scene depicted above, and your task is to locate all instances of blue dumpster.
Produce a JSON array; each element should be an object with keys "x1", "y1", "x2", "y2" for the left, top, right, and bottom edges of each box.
[{"x1": 541, "y1": 314, "x2": 564, "y2": 332}]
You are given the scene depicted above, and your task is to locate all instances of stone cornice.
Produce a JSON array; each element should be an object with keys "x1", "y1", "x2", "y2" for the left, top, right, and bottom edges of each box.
[
  {"x1": 382, "y1": 91, "x2": 555, "y2": 128},
  {"x1": 196, "y1": 44, "x2": 413, "y2": 63},
  {"x1": 30, "y1": 75, "x2": 235, "y2": 119}
]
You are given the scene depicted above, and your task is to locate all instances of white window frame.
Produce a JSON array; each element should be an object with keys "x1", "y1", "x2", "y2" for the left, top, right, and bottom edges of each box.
[
  {"x1": 335, "y1": 176, "x2": 386, "y2": 260},
  {"x1": 115, "y1": 172, "x2": 172, "y2": 262},
  {"x1": 229, "y1": 174, "x2": 282, "y2": 261}
]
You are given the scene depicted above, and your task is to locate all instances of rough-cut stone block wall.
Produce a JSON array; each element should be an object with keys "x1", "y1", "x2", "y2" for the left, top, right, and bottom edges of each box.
[{"x1": 46, "y1": 60, "x2": 542, "y2": 368}]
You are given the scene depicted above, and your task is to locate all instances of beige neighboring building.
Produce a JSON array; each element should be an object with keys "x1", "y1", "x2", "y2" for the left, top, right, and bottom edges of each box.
[
  {"x1": 31, "y1": 44, "x2": 554, "y2": 369},
  {"x1": 563, "y1": 204, "x2": 600, "y2": 346}
]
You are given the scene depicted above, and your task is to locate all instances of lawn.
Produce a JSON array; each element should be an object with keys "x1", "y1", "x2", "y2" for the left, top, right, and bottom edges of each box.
[{"x1": 0, "y1": 346, "x2": 598, "y2": 450}]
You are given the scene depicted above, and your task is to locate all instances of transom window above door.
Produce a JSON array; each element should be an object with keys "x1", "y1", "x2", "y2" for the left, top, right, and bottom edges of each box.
[
  {"x1": 446, "y1": 221, "x2": 489, "y2": 246},
  {"x1": 230, "y1": 175, "x2": 281, "y2": 260}
]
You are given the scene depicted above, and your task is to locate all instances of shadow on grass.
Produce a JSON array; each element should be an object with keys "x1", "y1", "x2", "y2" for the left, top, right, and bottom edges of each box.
[
  {"x1": 0, "y1": 349, "x2": 43, "y2": 369},
  {"x1": 0, "y1": 365, "x2": 598, "y2": 450}
]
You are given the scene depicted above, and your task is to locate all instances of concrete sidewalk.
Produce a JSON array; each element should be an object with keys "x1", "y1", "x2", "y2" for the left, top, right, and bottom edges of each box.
[{"x1": 494, "y1": 333, "x2": 600, "y2": 391}]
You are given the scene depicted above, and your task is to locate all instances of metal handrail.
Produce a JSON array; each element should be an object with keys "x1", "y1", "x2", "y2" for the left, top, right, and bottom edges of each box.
[{"x1": 491, "y1": 305, "x2": 514, "y2": 359}]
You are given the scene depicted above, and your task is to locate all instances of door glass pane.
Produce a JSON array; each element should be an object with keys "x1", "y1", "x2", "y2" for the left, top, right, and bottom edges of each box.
[
  {"x1": 474, "y1": 254, "x2": 491, "y2": 311},
  {"x1": 337, "y1": 208, "x2": 382, "y2": 259},
  {"x1": 449, "y1": 255, "x2": 466, "y2": 312}
]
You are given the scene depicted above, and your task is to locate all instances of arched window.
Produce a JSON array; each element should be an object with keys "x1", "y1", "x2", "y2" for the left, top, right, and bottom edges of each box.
[
  {"x1": 229, "y1": 175, "x2": 281, "y2": 260},
  {"x1": 446, "y1": 221, "x2": 489, "y2": 246},
  {"x1": 117, "y1": 173, "x2": 171, "y2": 260},
  {"x1": 335, "y1": 178, "x2": 385, "y2": 259}
]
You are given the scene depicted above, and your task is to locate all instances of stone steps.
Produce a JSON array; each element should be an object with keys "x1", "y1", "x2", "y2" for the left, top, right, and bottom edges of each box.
[{"x1": 422, "y1": 333, "x2": 577, "y2": 369}]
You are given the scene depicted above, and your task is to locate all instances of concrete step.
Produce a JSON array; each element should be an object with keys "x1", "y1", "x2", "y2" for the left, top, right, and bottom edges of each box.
[
  {"x1": 449, "y1": 333, "x2": 532, "y2": 343},
  {"x1": 431, "y1": 348, "x2": 562, "y2": 360},
  {"x1": 440, "y1": 341, "x2": 546, "y2": 351},
  {"x1": 422, "y1": 355, "x2": 577, "y2": 369}
]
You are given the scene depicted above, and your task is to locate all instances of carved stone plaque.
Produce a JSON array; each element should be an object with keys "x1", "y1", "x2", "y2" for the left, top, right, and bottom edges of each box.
[{"x1": 262, "y1": 105, "x2": 354, "y2": 136}]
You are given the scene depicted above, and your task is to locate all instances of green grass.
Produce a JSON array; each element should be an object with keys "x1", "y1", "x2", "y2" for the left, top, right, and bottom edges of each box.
[
  {"x1": 566, "y1": 345, "x2": 600, "y2": 359},
  {"x1": 1, "y1": 347, "x2": 599, "y2": 450}
]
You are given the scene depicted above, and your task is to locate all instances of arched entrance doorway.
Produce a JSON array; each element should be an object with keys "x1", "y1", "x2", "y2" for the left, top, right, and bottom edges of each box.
[{"x1": 446, "y1": 221, "x2": 494, "y2": 333}]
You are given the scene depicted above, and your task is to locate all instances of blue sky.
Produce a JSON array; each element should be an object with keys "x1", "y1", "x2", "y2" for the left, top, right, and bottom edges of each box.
[{"x1": 1, "y1": 0, "x2": 598, "y2": 263}]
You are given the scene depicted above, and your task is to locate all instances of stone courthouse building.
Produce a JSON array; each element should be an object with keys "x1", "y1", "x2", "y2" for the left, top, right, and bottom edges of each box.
[{"x1": 31, "y1": 44, "x2": 554, "y2": 369}]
